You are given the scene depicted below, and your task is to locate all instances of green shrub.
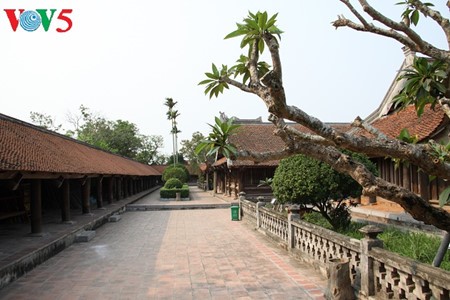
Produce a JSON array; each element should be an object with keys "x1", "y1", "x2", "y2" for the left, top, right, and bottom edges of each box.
[
  {"x1": 303, "y1": 212, "x2": 333, "y2": 230},
  {"x1": 173, "y1": 163, "x2": 190, "y2": 180},
  {"x1": 272, "y1": 152, "x2": 375, "y2": 230},
  {"x1": 160, "y1": 184, "x2": 189, "y2": 198},
  {"x1": 164, "y1": 178, "x2": 183, "y2": 189},
  {"x1": 162, "y1": 166, "x2": 188, "y2": 183}
]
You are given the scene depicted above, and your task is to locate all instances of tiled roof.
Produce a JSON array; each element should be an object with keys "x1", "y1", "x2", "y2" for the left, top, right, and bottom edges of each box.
[
  {"x1": 227, "y1": 122, "x2": 351, "y2": 167},
  {"x1": 370, "y1": 105, "x2": 446, "y2": 141},
  {"x1": 151, "y1": 165, "x2": 167, "y2": 174},
  {"x1": 0, "y1": 114, "x2": 160, "y2": 176}
]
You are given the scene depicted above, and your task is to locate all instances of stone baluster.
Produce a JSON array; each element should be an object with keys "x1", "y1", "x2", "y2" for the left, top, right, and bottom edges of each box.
[{"x1": 359, "y1": 225, "x2": 384, "y2": 298}]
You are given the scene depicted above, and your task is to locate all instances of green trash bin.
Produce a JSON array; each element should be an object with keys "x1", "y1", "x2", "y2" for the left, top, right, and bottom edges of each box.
[{"x1": 231, "y1": 205, "x2": 239, "y2": 221}]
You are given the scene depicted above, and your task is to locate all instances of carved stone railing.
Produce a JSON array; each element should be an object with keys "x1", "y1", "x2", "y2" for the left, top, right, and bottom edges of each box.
[
  {"x1": 259, "y1": 206, "x2": 288, "y2": 243},
  {"x1": 371, "y1": 247, "x2": 450, "y2": 300},
  {"x1": 238, "y1": 198, "x2": 450, "y2": 299},
  {"x1": 291, "y1": 219, "x2": 360, "y2": 285},
  {"x1": 240, "y1": 199, "x2": 257, "y2": 220}
]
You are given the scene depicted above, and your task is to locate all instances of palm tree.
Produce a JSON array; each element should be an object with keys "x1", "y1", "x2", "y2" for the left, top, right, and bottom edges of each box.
[
  {"x1": 164, "y1": 98, "x2": 181, "y2": 166},
  {"x1": 195, "y1": 116, "x2": 240, "y2": 194}
]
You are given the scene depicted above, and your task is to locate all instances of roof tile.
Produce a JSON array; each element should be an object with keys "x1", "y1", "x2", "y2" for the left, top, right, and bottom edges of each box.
[{"x1": 0, "y1": 114, "x2": 161, "y2": 176}]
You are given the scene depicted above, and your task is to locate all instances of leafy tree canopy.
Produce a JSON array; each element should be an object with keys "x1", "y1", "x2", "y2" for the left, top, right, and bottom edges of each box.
[
  {"x1": 272, "y1": 152, "x2": 376, "y2": 229},
  {"x1": 30, "y1": 105, "x2": 164, "y2": 164}
]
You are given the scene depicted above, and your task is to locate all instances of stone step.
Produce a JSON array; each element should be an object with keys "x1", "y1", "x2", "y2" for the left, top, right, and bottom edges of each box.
[{"x1": 74, "y1": 230, "x2": 96, "y2": 243}]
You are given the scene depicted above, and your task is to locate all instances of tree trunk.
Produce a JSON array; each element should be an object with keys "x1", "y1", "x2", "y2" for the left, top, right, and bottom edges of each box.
[
  {"x1": 326, "y1": 258, "x2": 354, "y2": 300},
  {"x1": 433, "y1": 232, "x2": 450, "y2": 267}
]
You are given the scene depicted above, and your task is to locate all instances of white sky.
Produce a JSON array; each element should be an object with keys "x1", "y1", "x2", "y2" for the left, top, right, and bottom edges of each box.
[{"x1": 0, "y1": 1, "x2": 448, "y2": 155}]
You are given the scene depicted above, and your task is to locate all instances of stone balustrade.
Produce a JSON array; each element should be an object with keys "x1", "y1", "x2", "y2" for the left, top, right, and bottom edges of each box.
[{"x1": 239, "y1": 198, "x2": 450, "y2": 299}]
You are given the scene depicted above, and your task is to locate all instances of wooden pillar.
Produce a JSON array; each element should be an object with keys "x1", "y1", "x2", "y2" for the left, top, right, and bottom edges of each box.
[
  {"x1": 61, "y1": 180, "x2": 71, "y2": 222},
  {"x1": 123, "y1": 178, "x2": 128, "y2": 198},
  {"x1": 402, "y1": 163, "x2": 411, "y2": 191},
  {"x1": 419, "y1": 170, "x2": 430, "y2": 201},
  {"x1": 82, "y1": 178, "x2": 91, "y2": 214},
  {"x1": 107, "y1": 177, "x2": 113, "y2": 204},
  {"x1": 96, "y1": 177, "x2": 103, "y2": 208},
  {"x1": 238, "y1": 170, "x2": 244, "y2": 194},
  {"x1": 31, "y1": 179, "x2": 43, "y2": 234},
  {"x1": 118, "y1": 178, "x2": 123, "y2": 199}
]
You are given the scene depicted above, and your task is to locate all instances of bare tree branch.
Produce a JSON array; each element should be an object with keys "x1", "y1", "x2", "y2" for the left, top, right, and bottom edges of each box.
[
  {"x1": 438, "y1": 98, "x2": 450, "y2": 119},
  {"x1": 276, "y1": 104, "x2": 450, "y2": 181},
  {"x1": 352, "y1": 116, "x2": 389, "y2": 140},
  {"x1": 410, "y1": 0, "x2": 450, "y2": 48},
  {"x1": 238, "y1": 118, "x2": 450, "y2": 231},
  {"x1": 333, "y1": 0, "x2": 450, "y2": 62},
  {"x1": 222, "y1": 77, "x2": 254, "y2": 94},
  {"x1": 339, "y1": 0, "x2": 370, "y2": 27},
  {"x1": 248, "y1": 39, "x2": 260, "y2": 85},
  {"x1": 263, "y1": 33, "x2": 282, "y2": 81},
  {"x1": 332, "y1": 15, "x2": 418, "y2": 50}
]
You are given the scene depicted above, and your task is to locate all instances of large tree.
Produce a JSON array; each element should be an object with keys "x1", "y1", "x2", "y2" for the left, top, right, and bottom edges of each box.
[
  {"x1": 180, "y1": 131, "x2": 208, "y2": 174},
  {"x1": 199, "y1": 7, "x2": 450, "y2": 233},
  {"x1": 30, "y1": 105, "x2": 165, "y2": 164}
]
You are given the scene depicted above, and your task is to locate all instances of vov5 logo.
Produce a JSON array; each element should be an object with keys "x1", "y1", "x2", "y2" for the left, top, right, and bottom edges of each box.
[{"x1": 4, "y1": 9, "x2": 73, "y2": 32}]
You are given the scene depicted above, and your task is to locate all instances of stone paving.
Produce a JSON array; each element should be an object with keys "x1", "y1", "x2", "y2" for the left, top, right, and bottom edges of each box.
[{"x1": 0, "y1": 187, "x2": 326, "y2": 299}]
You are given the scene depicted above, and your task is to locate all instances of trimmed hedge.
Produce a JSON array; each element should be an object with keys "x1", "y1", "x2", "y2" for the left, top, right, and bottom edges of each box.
[
  {"x1": 164, "y1": 178, "x2": 183, "y2": 189},
  {"x1": 160, "y1": 184, "x2": 190, "y2": 199},
  {"x1": 162, "y1": 167, "x2": 188, "y2": 183}
]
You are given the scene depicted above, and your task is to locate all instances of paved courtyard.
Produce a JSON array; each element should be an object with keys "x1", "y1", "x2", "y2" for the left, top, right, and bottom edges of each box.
[{"x1": 0, "y1": 188, "x2": 326, "y2": 299}]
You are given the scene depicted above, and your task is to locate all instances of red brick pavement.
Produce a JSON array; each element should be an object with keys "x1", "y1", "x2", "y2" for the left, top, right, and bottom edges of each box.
[{"x1": 0, "y1": 188, "x2": 326, "y2": 299}]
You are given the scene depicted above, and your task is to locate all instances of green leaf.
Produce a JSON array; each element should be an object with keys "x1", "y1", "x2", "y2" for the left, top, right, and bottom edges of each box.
[
  {"x1": 212, "y1": 63, "x2": 219, "y2": 76},
  {"x1": 244, "y1": 18, "x2": 259, "y2": 30},
  {"x1": 410, "y1": 10, "x2": 419, "y2": 26},
  {"x1": 224, "y1": 28, "x2": 248, "y2": 40},
  {"x1": 205, "y1": 72, "x2": 218, "y2": 80},
  {"x1": 198, "y1": 79, "x2": 214, "y2": 85},
  {"x1": 398, "y1": 128, "x2": 411, "y2": 141},
  {"x1": 258, "y1": 38, "x2": 265, "y2": 54},
  {"x1": 258, "y1": 11, "x2": 268, "y2": 30},
  {"x1": 266, "y1": 13, "x2": 278, "y2": 29},
  {"x1": 204, "y1": 82, "x2": 216, "y2": 95},
  {"x1": 439, "y1": 186, "x2": 450, "y2": 207}
]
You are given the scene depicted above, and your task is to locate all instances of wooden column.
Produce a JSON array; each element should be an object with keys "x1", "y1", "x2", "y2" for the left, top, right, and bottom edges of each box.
[
  {"x1": 96, "y1": 177, "x2": 103, "y2": 208},
  {"x1": 118, "y1": 178, "x2": 123, "y2": 200},
  {"x1": 107, "y1": 177, "x2": 114, "y2": 204},
  {"x1": 402, "y1": 163, "x2": 411, "y2": 191},
  {"x1": 419, "y1": 170, "x2": 430, "y2": 201},
  {"x1": 123, "y1": 178, "x2": 128, "y2": 198},
  {"x1": 61, "y1": 180, "x2": 71, "y2": 222},
  {"x1": 30, "y1": 179, "x2": 42, "y2": 234},
  {"x1": 82, "y1": 178, "x2": 91, "y2": 214}
]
